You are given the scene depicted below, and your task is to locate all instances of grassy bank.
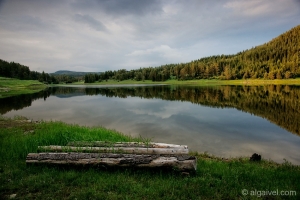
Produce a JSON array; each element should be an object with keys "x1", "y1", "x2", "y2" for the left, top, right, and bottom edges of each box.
[
  {"x1": 0, "y1": 116, "x2": 299, "y2": 199},
  {"x1": 65, "y1": 78, "x2": 300, "y2": 86},
  {"x1": 164, "y1": 78, "x2": 300, "y2": 86},
  {"x1": 0, "y1": 77, "x2": 47, "y2": 98},
  {"x1": 2, "y1": 77, "x2": 298, "y2": 99}
]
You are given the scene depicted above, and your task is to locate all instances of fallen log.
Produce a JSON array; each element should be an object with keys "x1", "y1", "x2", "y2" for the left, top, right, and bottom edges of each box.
[
  {"x1": 67, "y1": 141, "x2": 188, "y2": 149},
  {"x1": 26, "y1": 153, "x2": 197, "y2": 172},
  {"x1": 38, "y1": 145, "x2": 189, "y2": 155}
]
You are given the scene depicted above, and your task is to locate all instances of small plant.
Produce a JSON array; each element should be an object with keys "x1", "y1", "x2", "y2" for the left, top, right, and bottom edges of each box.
[
  {"x1": 136, "y1": 135, "x2": 152, "y2": 148},
  {"x1": 13, "y1": 115, "x2": 28, "y2": 120}
]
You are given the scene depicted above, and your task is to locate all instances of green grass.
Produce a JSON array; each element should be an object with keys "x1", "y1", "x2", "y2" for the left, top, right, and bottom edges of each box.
[
  {"x1": 65, "y1": 78, "x2": 300, "y2": 86},
  {"x1": 164, "y1": 78, "x2": 300, "y2": 86},
  {"x1": 0, "y1": 77, "x2": 47, "y2": 98},
  {"x1": 0, "y1": 116, "x2": 299, "y2": 199}
]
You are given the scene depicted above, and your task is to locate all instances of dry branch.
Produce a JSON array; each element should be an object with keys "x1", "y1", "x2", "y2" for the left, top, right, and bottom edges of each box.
[
  {"x1": 26, "y1": 152, "x2": 197, "y2": 172},
  {"x1": 38, "y1": 145, "x2": 189, "y2": 155}
]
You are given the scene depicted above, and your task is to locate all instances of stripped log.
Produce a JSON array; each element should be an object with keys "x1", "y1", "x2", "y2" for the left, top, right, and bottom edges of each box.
[
  {"x1": 26, "y1": 152, "x2": 197, "y2": 172},
  {"x1": 67, "y1": 141, "x2": 188, "y2": 149},
  {"x1": 38, "y1": 145, "x2": 189, "y2": 155}
]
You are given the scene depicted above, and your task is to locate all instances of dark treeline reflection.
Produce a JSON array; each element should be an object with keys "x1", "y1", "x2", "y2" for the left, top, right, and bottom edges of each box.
[
  {"x1": 0, "y1": 90, "x2": 51, "y2": 114},
  {"x1": 1, "y1": 85, "x2": 300, "y2": 135}
]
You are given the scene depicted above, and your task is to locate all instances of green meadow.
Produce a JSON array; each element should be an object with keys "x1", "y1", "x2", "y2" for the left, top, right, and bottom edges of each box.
[{"x1": 0, "y1": 77, "x2": 47, "y2": 98}]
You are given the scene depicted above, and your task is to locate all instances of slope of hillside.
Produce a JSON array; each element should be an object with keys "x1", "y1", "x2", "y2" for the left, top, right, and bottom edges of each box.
[{"x1": 94, "y1": 25, "x2": 300, "y2": 82}]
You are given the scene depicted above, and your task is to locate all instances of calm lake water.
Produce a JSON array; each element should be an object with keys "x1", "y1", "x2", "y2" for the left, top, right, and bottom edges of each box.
[{"x1": 1, "y1": 84, "x2": 300, "y2": 165}]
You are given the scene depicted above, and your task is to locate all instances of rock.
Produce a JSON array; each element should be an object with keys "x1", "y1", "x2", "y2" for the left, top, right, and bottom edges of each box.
[
  {"x1": 250, "y1": 153, "x2": 261, "y2": 161},
  {"x1": 181, "y1": 172, "x2": 190, "y2": 176},
  {"x1": 221, "y1": 158, "x2": 230, "y2": 162},
  {"x1": 24, "y1": 130, "x2": 34, "y2": 135},
  {"x1": 9, "y1": 194, "x2": 17, "y2": 199}
]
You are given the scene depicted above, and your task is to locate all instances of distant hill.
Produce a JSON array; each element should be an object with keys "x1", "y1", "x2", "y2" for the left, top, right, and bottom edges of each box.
[
  {"x1": 96, "y1": 24, "x2": 300, "y2": 82},
  {"x1": 51, "y1": 70, "x2": 102, "y2": 77}
]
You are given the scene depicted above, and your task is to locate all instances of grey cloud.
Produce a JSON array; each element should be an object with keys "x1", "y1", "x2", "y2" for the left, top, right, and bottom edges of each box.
[
  {"x1": 71, "y1": 0, "x2": 163, "y2": 16},
  {"x1": 0, "y1": 0, "x2": 5, "y2": 10},
  {"x1": 15, "y1": 15, "x2": 56, "y2": 33},
  {"x1": 99, "y1": 0, "x2": 163, "y2": 16},
  {"x1": 0, "y1": 0, "x2": 299, "y2": 73},
  {"x1": 74, "y1": 14, "x2": 107, "y2": 32}
]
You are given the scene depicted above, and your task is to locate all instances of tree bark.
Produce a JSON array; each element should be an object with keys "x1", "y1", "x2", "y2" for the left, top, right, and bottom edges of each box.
[
  {"x1": 38, "y1": 145, "x2": 189, "y2": 155},
  {"x1": 26, "y1": 153, "x2": 197, "y2": 172},
  {"x1": 67, "y1": 141, "x2": 188, "y2": 149}
]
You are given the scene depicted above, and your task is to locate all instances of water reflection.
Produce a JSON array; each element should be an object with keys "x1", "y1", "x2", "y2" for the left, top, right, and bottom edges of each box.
[
  {"x1": 1, "y1": 85, "x2": 300, "y2": 164},
  {"x1": 2, "y1": 85, "x2": 300, "y2": 136}
]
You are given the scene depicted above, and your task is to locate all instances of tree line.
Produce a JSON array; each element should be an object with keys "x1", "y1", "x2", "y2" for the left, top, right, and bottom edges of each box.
[
  {"x1": 0, "y1": 59, "x2": 59, "y2": 83},
  {"x1": 0, "y1": 59, "x2": 82, "y2": 84},
  {"x1": 85, "y1": 25, "x2": 300, "y2": 83}
]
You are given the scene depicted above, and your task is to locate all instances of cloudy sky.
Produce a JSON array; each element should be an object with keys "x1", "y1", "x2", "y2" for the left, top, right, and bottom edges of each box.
[{"x1": 0, "y1": 0, "x2": 299, "y2": 73}]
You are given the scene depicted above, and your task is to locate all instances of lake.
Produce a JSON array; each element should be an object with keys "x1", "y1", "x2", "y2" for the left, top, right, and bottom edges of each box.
[{"x1": 1, "y1": 84, "x2": 300, "y2": 165}]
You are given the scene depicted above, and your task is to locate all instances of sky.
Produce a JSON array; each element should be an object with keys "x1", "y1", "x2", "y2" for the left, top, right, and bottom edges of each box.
[{"x1": 0, "y1": 0, "x2": 299, "y2": 73}]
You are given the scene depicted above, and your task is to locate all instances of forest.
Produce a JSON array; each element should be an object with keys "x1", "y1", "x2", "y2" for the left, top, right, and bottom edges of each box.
[
  {"x1": 0, "y1": 60, "x2": 79, "y2": 84},
  {"x1": 0, "y1": 59, "x2": 58, "y2": 84},
  {"x1": 85, "y1": 25, "x2": 300, "y2": 83}
]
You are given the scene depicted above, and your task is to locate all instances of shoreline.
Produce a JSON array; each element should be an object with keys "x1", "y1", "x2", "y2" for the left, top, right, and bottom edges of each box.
[
  {"x1": 1, "y1": 77, "x2": 300, "y2": 99},
  {"x1": 65, "y1": 78, "x2": 300, "y2": 86},
  {"x1": 0, "y1": 116, "x2": 298, "y2": 166},
  {"x1": 1, "y1": 116, "x2": 299, "y2": 199}
]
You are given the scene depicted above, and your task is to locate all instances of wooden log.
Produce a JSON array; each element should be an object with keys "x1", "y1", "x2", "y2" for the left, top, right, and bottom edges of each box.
[
  {"x1": 38, "y1": 145, "x2": 189, "y2": 155},
  {"x1": 26, "y1": 153, "x2": 197, "y2": 172},
  {"x1": 67, "y1": 141, "x2": 188, "y2": 149}
]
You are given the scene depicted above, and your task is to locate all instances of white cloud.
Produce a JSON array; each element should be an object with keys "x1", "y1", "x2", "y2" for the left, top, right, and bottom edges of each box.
[
  {"x1": 127, "y1": 45, "x2": 183, "y2": 60},
  {"x1": 117, "y1": 97, "x2": 190, "y2": 119},
  {"x1": 224, "y1": 0, "x2": 299, "y2": 17},
  {"x1": 224, "y1": 0, "x2": 267, "y2": 16}
]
